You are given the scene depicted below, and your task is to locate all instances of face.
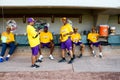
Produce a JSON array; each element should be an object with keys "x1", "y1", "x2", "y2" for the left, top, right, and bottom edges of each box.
[
  {"x1": 29, "y1": 21, "x2": 35, "y2": 26},
  {"x1": 74, "y1": 29, "x2": 77, "y2": 33},
  {"x1": 92, "y1": 28, "x2": 96, "y2": 33},
  {"x1": 62, "y1": 19, "x2": 67, "y2": 25},
  {"x1": 44, "y1": 27, "x2": 48, "y2": 32},
  {"x1": 6, "y1": 28, "x2": 11, "y2": 33}
]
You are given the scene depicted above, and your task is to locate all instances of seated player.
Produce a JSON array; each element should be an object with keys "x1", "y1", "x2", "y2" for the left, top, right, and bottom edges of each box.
[
  {"x1": 71, "y1": 27, "x2": 85, "y2": 58},
  {"x1": 87, "y1": 27, "x2": 103, "y2": 58},
  {"x1": 0, "y1": 26, "x2": 16, "y2": 62},
  {"x1": 37, "y1": 26, "x2": 54, "y2": 62}
]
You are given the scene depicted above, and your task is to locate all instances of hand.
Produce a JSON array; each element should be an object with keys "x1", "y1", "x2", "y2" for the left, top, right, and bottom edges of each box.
[{"x1": 63, "y1": 33, "x2": 68, "y2": 37}]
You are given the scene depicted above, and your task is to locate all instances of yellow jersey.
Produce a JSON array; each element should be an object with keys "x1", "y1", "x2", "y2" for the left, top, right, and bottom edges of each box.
[
  {"x1": 88, "y1": 33, "x2": 99, "y2": 43},
  {"x1": 60, "y1": 23, "x2": 73, "y2": 42},
  {"x1": 40, "y1": 31, "x2": 53, "y2": 43},
  {"x1": 27, "y1": 25, "x2": 40, "y2": 47},
  {"x1": 1, "y1": 31, "x2": 15, "y2": 43},
  {"x1": 71, "y1": 33, "x2": 81, "y2": 43}
]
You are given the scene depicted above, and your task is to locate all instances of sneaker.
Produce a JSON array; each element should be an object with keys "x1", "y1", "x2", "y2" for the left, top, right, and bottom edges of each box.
[
  {"x1": 58, "y1": 58, "x2": 66, "y2": 63},
  {"x1": 68, "y1": 59, "x2": 74, "y2": 64},
  {"x1": 0, "y1": 58, "x2": 4, "y2": 63},
  {"x1": 38, "y1": 55, "x2": 43, "y2": 60},
  {"x1": 67, "y1": 52, "x2": 70, "y2": 56},
  {"x1": 92, "y1": 51, "x2": 96, "y2": 57},
  {"x1": 31, "y1": 64, "x2": 40, "y2": 68},
  {"x1": 99, "y1": 53, "x2": 103, "y2": 58},
  {"x1": 78, "y1": 54, "x2": 82, "y2": 58},
  {"x1": 73, "y1": 54, "x2": 76, "y2": 59},
  {"x1": 36, "y1": 59, "x2": 42, "y2": 63},
  {"x1": 49, "y1": 55, "x2": 54, "y2": 60},
  {"x1": 5, "y1": 57, "x2": 9, "y2": 61}
]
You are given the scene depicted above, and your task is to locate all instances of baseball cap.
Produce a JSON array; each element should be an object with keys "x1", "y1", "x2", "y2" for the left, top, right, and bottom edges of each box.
[
  {"x1": 6, "y1": 26, "x2": 11, "y2": 29},
  {"x1": 27, "y1": 18, "x2": 35, "y2": 23},
  {"x1": 73, "y1": 27, "x2": 78, "y2": 30},
  {"x1": 62, "y1": 17, "x2": 67, "y2": 20},
  {"x1": 44, "y1": 26, "x2": 48, "y2": 29}
]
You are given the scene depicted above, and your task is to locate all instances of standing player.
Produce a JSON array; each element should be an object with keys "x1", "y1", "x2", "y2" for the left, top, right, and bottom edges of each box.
[
  {"x1": 71, "y1": 27, "x2": 85, "y2": 58},
  {"x1": 58, "y1": 17, "x2": 74, "y2": 64},
  {"x1": 26, "y1": 18, "x2": 40, "y2": 68},
  {"x1": 88, "y1": 27, "x2": 103, "y2": 58}
]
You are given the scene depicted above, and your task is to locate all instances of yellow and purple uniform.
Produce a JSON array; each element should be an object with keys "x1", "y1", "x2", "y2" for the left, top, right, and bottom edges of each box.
[
  {"x1": 60, "y1": 23, "x2": 73, "y2": 50},
  {"x1": 71, "y1": 33, "x2": 81, "y2": 43},
  {"x1": 88, "y1": 33, "x2": 99, "y2": 43},
  {"x1": 40, "y1": 31, "x2": 53, "y2": 43},
  {"x1": 60, "y1": 23, "x2": 73, "y2": 42},
  {"x1": 1, "y1": 32, "x2": 15, "y2": 43},
  {"x1": 27, "y1": 25, "x2": 40, "y2": 47}
]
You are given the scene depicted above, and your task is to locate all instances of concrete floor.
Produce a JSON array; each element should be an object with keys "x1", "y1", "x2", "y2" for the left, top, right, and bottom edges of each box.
[{"x1": 0, "y1": 45, "x2": 120, "y2": 72}]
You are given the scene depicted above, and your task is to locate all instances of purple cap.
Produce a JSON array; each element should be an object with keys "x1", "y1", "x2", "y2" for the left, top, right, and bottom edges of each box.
[
  {"x1": 27, "y1": 18, "x2": 35, "y2": 23},
  {"x1": 44, "y1": 26, "x2": 48, "y2": 29}
]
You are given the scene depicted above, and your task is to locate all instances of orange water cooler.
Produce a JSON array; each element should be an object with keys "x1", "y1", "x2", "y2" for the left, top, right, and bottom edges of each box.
[{"x1": 99, "y1": 25, "x2": 109, "y2": 37}]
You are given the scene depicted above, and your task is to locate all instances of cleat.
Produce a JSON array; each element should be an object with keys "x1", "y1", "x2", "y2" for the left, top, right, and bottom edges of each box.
[
  {"x1": 58, "y1": 58, "x2": 66, "y2": 63},
  {"x1": 78, "y1": 54, "x2": 82, "y2": 58},
  {"x1": 31, "y1": 64, "x2": 40, "y2": 68},
  {"x1": 36, "y1": 59, "x2": 42, "y2": 63},
  {"x1": 68, "y1": 59, "x2": 74, "y2": 64}
]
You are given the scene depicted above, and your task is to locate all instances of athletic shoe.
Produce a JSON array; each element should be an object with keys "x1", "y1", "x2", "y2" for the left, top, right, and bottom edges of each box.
[
  {"x1": 31, "y1": 64, "x2": 40, "y2": 68},
  {"x1": 68, "y1": 58, "x2": 74, "y2": 64},
  {"x1": 5, "y1": 57, "x2": 9, "y2": 61},
  {"x1": 92, "y1": 51, "x2": 96, "y2": 57},
  {"x1": 36, "y1": 59, "x2": 42, "y2": 63},
  {"x1": 39, "y1": 55, "x2": 43, "y2": 60},
  {"x1": 58, "y1": 58, "x2": 66, "y2": 63},
  {"x1": 49, "y1": 55, "x2": 54, "y2": 60},
  {"x1": 78, "y1": 54, "x2": 82, "y2": 58},
  {"x1": 0, "y1": 58, "x2": 4, "y2": 63},
  {"x1": 73, "y1": 54, "x2": 76, "y2": 59},
  {"x1": 99, "y1": 53, "x2": 103, "y2": 58},
  {"x1": 67, "y1": 52, "x2": 70, "y2": 56}
]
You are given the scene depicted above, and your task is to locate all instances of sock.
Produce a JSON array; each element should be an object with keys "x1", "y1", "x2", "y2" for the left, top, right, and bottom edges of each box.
[
  {"x1": 80, "y1": 53, "x2": 82, "y2": 56},
  {"x1": 71, "y1": 58, "x2": 74, "y2": 60},
  {"x1": 0, "y1": 56, "x2": 3, "y2": 58},
  {"x1": 62, "y1": 57, "x2": 65, "y2": 60},
  {"x1": 7, "y1": 54, "x2": 10, "y2": 57},
  {"x1": 99, "y1": 52, "x2": 103, "y2": 55},
  {"x1": 92, "y1": 50, "x2": 95, "y2": 53}
]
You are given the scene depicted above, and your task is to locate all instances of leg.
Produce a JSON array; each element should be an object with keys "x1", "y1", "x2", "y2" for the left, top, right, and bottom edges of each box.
[
  {"x1": 80, "y1": 44, "x2": 85, "y2": 54},
  {"x1": 49, "y1": 42, "x2": 54, "y2": 55},
  {"x1": 0, "y1": 43, "x2": 8, "y2": 57},
  {"x1": 90, "y1": 43, "x2": 96, "y2": 57},
  {"x1": 58, "y1": 49, "x2": 66, "y2": 62},
  {"x1": 98, "y1": 44, "x2": 103, "y2": 58},
  {"x1": 65, "y1": 39, "x2": 74, "y2": 64},
  {"x1": 72, "y1": 44, "x2": 76, "y2": 55},
  {"x1": 31, "y1": 45, "x2": 40, "y2": 68},
  {"x1": 8, "y1": 42, "x2": 16, "y2": 55},
  {"x1": 98, "y1": 45, "x2": 102, "y2": 52},
  {"x1": 0, "y1": 43, "x2": 7, "y2": 62},
  {"x1": 48, "y1": 42, "x2": 54, "y2": 60},
  {"x1": 78, "y1": 43, "x2": 85, "y2": 58},
  {"x1": 72, "y1": 43, "x2": 76, "y2": 59},
  {"x1": 38, "y1": 44, "x2": 43, "y2": 62}
]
